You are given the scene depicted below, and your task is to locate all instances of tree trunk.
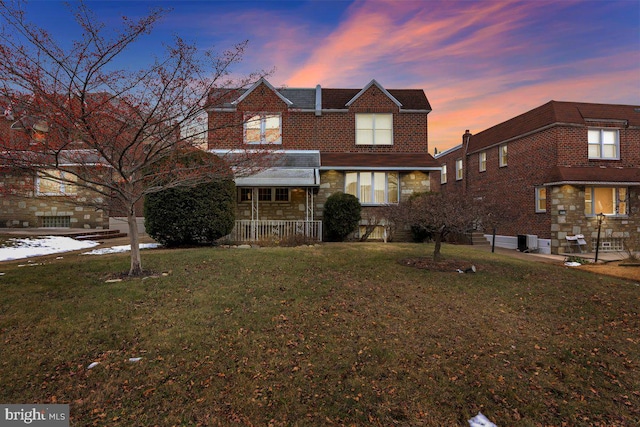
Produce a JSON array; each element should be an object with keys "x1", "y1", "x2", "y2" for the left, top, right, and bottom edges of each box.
[
  {"x1": 433, "y1": 232, "x2": 443, "y2": 261},
  {"x1": 127, "y1": 207, "x2": 143, "y2": 276}
]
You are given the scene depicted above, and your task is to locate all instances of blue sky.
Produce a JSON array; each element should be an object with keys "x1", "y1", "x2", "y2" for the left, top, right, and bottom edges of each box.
[{"x1": 19, "y1": 0, "x2": 640, "y2": 151}]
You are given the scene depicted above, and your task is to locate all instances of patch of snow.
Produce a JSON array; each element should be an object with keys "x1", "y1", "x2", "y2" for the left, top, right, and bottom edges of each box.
[
  {"x1": 468, "y1": 412, "x2": 497, "y2": 427},
  {"x1": 82, "y1": 243, "x2": 161, "y2": 255},
  {"x1": 564, "y1": 261, "x2": 582, "y2": 267},
  {"x1": 0, "y1": 236, "x2": 99, "y2": 262}
]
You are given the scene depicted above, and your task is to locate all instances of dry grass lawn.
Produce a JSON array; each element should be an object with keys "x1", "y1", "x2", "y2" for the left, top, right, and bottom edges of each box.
[{"x1": 0, "y1": 242, "x2": 638, "y2": 426}]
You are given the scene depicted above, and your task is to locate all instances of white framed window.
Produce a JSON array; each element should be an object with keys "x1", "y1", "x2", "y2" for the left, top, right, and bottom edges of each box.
[
  {"x1": 588, "y1": 129, "x2": 619, "y2": 160},
  {"x1": 36, "y1": 170, "x2": 77, "y2": 196},
  {"x1": 499, "y1": 144, "x2": 508, "y2": 167},
  {"x1": 355, "y1": 114, "x2": 393, "y2": 145},
  {"x1": 244, "y1": 113, "x2": 281, "y2": 144},
  {"x1": 585, "y1": 186, "x2": 627, "y2": 216},
  {"x1": 479, "y1": 151, "x2": 486, "y2": 172},
  {"x1": 239, "y1": 188, "x2": 289, "y2": 202},
  {"x1": 455, "y1": 159, "x2": 463, "y2": 180},
  {"x1": 345, "y1": 172, "x2": 399, "y2": 205},
  {"x1": 535, "y1": 187, "x2": 546, "y2": 213},
  {"x1": 441, "y1": 165, "x2": 447, "y2": 184}
]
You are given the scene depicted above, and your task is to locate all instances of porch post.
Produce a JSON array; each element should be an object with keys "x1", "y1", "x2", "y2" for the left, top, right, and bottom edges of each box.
[
  {"x1": 251, "y1": 188, "x2": 259, "y2": 240},
  {"x1": 306, "y1": 188, "x2": 315, "y2": 238}
]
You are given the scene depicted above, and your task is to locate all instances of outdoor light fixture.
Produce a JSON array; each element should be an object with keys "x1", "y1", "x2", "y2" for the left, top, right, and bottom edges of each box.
[{"x1": 595, "y1": 212, "x2": 605, "y2": 262}]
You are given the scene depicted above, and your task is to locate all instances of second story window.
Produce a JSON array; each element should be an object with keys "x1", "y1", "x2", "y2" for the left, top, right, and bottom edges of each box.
[
  {"x1": 244, "y1": 113, "x2": 281, "y2": 144},
  {"x1": 479, "y1": 151, "x2": 486, "y2": 172},
  {"x1": 441, "y1": 164, "x2": 447, "y2": 184},
  {"x1": 355, "y1": 114, "x2": 393, "y2": 145},
  {"x1": 455, "y1": 159, "x2": 463, "y2": 180},
  {"x1": 588, "y1": 129, "x2": 619, "y2": 160},
  {"x1": 499, "y1": 144, "x2": 508, "y2": 167}
]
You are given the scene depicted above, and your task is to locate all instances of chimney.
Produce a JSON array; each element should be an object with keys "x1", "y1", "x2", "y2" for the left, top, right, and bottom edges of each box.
[{"x1": 462, "y1": 129, "x2": 472, "y2": 144}]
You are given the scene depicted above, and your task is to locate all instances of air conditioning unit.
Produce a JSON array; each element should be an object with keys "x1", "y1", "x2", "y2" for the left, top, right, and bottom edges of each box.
[{"x1": 518, "y1": 234, "x2": 539, "y2": 252}]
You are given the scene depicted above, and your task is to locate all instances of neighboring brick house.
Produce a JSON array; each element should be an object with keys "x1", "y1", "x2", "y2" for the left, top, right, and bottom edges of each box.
[
  {"x1": 0, "y1": 108, "x2": 109, "y2": 230},
  {"x1": 207, "y1": 78, "x2": 440, "y2": 241},
  {"x1": 436, "y1": 101, "x2": 640, "y2": 255}
]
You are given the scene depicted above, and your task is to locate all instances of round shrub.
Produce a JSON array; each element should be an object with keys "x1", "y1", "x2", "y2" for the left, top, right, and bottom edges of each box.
[
  {"x1": 323, "y1": 192, "x2": 361, "y2": 241},
  {"x1": 145, "y1": 179, "x2": 235, "y2": 247}
]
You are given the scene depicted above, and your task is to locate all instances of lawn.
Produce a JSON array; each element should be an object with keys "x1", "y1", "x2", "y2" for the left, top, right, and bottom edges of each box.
[{"x1": 0, "y1": 243, "x2": 638, "y2": 426}]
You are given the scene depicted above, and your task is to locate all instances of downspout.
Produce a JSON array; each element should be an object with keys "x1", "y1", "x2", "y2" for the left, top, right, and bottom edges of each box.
[{"x1": 462, "y1": 129, "x2": 472, "y2": 195}]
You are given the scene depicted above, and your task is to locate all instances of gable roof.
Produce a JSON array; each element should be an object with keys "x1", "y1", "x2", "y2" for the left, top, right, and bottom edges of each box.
[
  {"x1": 345, "y1": 79, "x2": 402, "y2": 108},
  {"x1": 322, "y1": 88, "x2": 430, "y2": 110},
  {"x1": 468, "y1": 101, "x2": 640, "y2": 153},
  {"x1": 207, "y1": 79, "x2": 431, "y2": 111},
  {"x1": 233, "y1": 78, "x2": 294, "y2": 107}
]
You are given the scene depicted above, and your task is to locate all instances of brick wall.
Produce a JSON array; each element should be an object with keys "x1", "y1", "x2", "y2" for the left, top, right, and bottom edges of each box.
[
  {"x1": 437, "y1": 121, "x2": 640, "y2": 253},
  {"x1": 208, "y1": 84, "x2": 429, "y2": 153}
]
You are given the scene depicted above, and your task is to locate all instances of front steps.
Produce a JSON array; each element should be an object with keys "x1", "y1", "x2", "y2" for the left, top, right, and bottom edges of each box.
[
  {"x1": 471, "y1": 231, "x2": 490, "y2": 246},
  {"x1": 64, "y1": 229, "x2": 128, "y2": 241}
]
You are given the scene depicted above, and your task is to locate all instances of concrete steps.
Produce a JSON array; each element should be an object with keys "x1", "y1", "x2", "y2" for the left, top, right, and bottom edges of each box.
[
  {"x1": 471, "y1": 231, "x2": 490, "y2": 246},
  {"x1": 64, "y1": 229, "x2": 128, "y2": 241}
]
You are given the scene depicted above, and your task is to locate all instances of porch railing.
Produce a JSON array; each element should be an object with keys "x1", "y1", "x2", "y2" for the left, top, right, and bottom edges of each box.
[{"x1": 227, "y1": 220, "x2": 322, "y2": 243}]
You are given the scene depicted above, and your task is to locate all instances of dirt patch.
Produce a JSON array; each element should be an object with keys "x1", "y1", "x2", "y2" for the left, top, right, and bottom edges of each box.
[
  {"x1": 399, "y1": 257, "x2": 478, "y2": 273},
  {"x1": 577, "y1": 261, "x2": 640, "y2": 282}
]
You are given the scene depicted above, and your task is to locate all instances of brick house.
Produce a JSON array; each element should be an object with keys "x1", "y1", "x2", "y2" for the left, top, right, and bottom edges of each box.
[
  {"x1": 207, "y1": 78, "x2": 440, "y2": 241},
  {"x1": 0, "y1": 108, "x2": 109, "y2": 230},
  {"x1": 436, "y1": 101, "x2": 640, "y2": 255}
]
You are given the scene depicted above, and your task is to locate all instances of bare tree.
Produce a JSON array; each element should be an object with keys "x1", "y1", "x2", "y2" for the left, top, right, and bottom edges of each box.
[
  {"x1": 0, "y1": 1, "x2": 268, "y2": 275},
  {"x1": 406, "y1": 191, "x2": 483, "y2": 261}
]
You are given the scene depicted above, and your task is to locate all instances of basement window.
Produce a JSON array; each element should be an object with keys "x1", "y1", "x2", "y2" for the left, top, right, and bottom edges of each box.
[{"x1": 40, "y1": 216, "x2": 71, "y2": 228}]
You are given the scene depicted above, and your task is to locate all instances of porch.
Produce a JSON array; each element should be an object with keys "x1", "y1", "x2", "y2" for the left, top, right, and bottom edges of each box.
[{"x1": 227, "y1": 220, "x2": 322, "y2": 243}]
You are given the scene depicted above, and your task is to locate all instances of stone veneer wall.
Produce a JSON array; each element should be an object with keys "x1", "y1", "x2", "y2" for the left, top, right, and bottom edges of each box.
[
  {"x1": 1, "y1": 193, "x2": 107, "y2": 229},
  {"x1": 235, "y1": 188, "x2": 311, "y2": 221},
  {"x1": 550, "y1": 184, "x2": 639, "y2": 254},
  {"x1": 317, "y1": 170, "x2": 431, "y2": 241}
]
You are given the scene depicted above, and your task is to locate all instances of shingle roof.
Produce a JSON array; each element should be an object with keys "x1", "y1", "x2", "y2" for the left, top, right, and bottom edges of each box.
[
  {"x1": 208, "y1": 82, "x2": 431, "y2": 111},
  {"x1": 279, "y1": 89, "x2": 316, "y2": 110},
  {"x1": 320, "y1": 152, "x2": 439, "y2": 170},
  {"x1": 468, "y1": 101, "x2": 640, "y2": 153},
  {"x1": 321, "y1": 89, "x2": 431, "y2": 110},
  {"x1": 546, "y1": 166, "x2": 640, "y2": 185}
]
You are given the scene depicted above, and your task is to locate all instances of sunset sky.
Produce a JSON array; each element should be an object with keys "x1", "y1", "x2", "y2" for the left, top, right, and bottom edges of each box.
[{"x1": 20, "y1": 0, "x2": 640, "y2": 152}]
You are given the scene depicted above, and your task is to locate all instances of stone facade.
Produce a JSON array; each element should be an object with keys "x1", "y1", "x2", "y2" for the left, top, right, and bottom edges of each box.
[
  {"x1": 0, "y1": 171, "x2": 107, "y2": 229},
  {"x1": 551, "y1": 185, "x2": 639, "y2": 254}
]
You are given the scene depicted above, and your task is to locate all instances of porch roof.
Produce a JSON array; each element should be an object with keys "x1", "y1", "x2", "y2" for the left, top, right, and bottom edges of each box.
[
  {"x1": 319, "y1": 152, "x2": 440, "y2": 171},
  {"x1": 235, "y1": 167, "x2": 320, "y2": 187},
  {"x1": 226, "y1": 150, "x2": 321, "y2": 187},
  {"x1": 545, "y1": 166, "x2": 640, "y2": 186}
]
